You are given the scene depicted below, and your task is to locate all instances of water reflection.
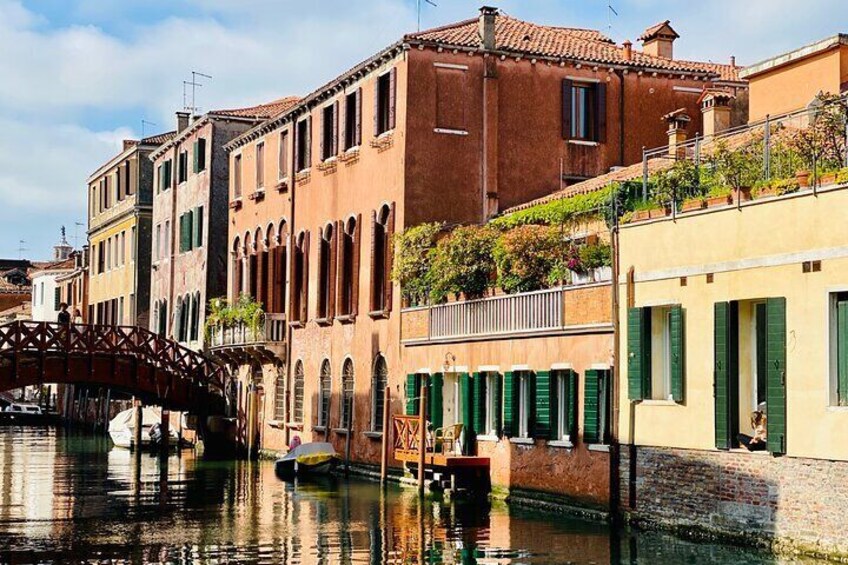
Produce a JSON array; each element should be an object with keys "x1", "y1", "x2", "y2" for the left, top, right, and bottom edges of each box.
[{"x1": 0, "y1": 427, "x2": 819, "y2": 564}]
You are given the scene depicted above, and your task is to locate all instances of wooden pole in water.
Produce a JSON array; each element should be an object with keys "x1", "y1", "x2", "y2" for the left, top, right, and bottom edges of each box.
[
  {"x1": 133, "y1": 400, "x2": 143, "y2": 451},
  {"x1": 417, "y1": 384, "x2": 427, "y2": 494},
  {"x1": 245, "y1": 388, "x2": 256, "y2": 459},
  {"x1": 160, "y1": 409, "x2": 170, "y2": 456},
  {"x1": 380, "y1": 385, "x2": 391, "y2": 485}
]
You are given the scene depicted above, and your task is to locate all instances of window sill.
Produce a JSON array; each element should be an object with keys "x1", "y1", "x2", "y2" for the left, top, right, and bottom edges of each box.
[
  {"x1": 317, "y1": 159, "x2": 337, "y2": 174},
  {"x1": 289, "y1": 321, "x2": 305, "y2": 329},
  {"x1": 640, "y1": 399, "x2": 680, "y2": 407},
  {"x1": 363, "y1": 431, "x2": 383, "y2": 440},
  {"x1": 588, "y1": 444, "x2": 610, "y2": 452},
  {"x1": 339, "y1": 147, "x2": 360, "y2": 162},
  {"x1": 268, "y1": 420, "x2": 284, "y2": 429},
  {"x1": 295, "y1": 170, "x2": 311, "y2": 183},
  {"x1": 728, "y1": 448, "x2": 770, "y2": 456},
  {"x1": 567, "y1": 139, "x2": 600, "y2": 147},
  {"x1": 370, "y1": 131, "x2": 394, "y2": 151},
  {"x1": 476, "y1": 434, "x2": 500, "y2": 443},
  {"x1": 276, "y1": 177, "x2": 289, "y2": 192},
  {"x1": 333, "y1": 428, "x2": 351, "y2": 435},
  {"x1": 509, "y1": 437, "x2": 535, "y2": 446},
  {"x1": 315, "y1": 317, "x2": 332, "y2": 327},
  {"x1": 248, "y1": 190, "x2": 266, "y2": 202},
  {"x1": 335, "y1": 314, "x2": 356, "y2": 324},
  {"x1": 434, "y1": 128, "x2": 468, "y2": 136},
  {"x1": 312, "y1": 425, "x2": 327, "y2": 433},
  {"x1": 229, "y1": 199, "x2": 243, "y2": 211},
  {"x1": 285, "y1": 422, "x2": 303, "y2": 430},
  {"x1": 548, "y1": 439, "x2": 574, "y2": 449},
  {"x1": 368, "y1": 309, "x2": 390, "y2": 320}
]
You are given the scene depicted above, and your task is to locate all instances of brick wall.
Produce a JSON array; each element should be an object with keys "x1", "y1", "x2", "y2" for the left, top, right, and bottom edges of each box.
[{"x1": 619, "y1": 446, "x2": 848, "y2": 557}]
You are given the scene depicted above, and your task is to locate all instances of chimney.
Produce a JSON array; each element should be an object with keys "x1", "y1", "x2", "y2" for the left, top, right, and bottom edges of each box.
[
  {"x1": 176, "y1": 111, "x2": 190, "y2": 133},
  {"x1": 639, "y1": 20, "x2": 679, "y2": 60},
  {"x1": 700, "y1": 90, "x2": 735, "y2": 139},
  {"x1": 122, "y1": 139, "x2": 137, "y2": 151},
  {"x1": 663, "y1": 108, "x2": 690, "y2": 157},
  {"x1": 730, "y1": 55, "x2": 736, "y2": 68},
  {"x1": 478, "y1": 6, "x2": 498, "y2": 50},
  {"x1": 622, "y1": 40, "x2": 633, "y2": 61}
]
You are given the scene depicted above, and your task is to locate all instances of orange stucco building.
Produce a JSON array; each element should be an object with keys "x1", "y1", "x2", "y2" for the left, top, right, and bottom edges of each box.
[{"x1": 213, "y1": 8, "x2": 747, "y2": 509}]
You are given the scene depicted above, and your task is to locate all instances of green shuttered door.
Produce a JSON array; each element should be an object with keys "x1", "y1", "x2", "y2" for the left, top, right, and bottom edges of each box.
[
  {"x1": 670, "y1": 305, "x2": 685, "y2": 402},
  {"x1": 503, "y1": 372, "x2": 517, "y2": 437},
  {"x1": 838, "y1": 301, "x2": 848, "y2": 406},
  {"x1": 472, "y1": 373, "x2": 485, "y2": 435},
  {"x1": 534, "y1": 370, "x2": 553, "y2": 439},
  {"x1": 628, "y1": 307, "x2": 651, "y2": 400},
  {"x1": 429, "y1": 373, "x2": 443, "y2": 430},
  {"x1": 714, "y1": 302, "x2": 732, "y2": 450},
  {"x1": 460, "y1": 373, "x2": 473, "y2": 454},
  {"x1": 766, "y1": 297, "x2": 787, "y2": 455},
  {"x1": 405, "y1": 374, "x2": 419, "y2": 416}
]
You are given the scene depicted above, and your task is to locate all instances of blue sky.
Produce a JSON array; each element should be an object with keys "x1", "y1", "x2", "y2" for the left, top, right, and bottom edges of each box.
[{"x1": 2, "y1": 0, "x2": 847, "y2": 259}]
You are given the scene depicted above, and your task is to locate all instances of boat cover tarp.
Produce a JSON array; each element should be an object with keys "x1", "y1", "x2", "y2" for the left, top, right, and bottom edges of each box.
[
  {"x1": 108, "y1": 406, "x2": 162, "y2": 433},
  {"x1": 279, "y1": 442, "x2": 338, "y2": 465}
]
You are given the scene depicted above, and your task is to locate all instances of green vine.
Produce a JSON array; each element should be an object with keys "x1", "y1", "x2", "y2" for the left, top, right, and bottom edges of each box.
[{"x1": 204, "y1": 294, "x2": 265, "y2": 341}]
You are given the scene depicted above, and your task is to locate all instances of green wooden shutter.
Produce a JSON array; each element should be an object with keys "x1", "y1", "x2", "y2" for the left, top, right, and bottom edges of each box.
[
  {"x1": 494, "y1": 373, "x2": 503, "y2": 437},
  {"x1": 429, "y1": 373, "x2": 443, "y2": 430},
  {"x1": 584, "y1": 369, "x2": 600, "y2": 444},
  {"x1": 460, "y1": 373, "x2": 473, "y2": 453},
  {"x1": 627, "y1": 307, "x2": 651, "y2": 400},
  {"x1": 567, "y1": 370, "x2": 578, "y2": 440},
  {"x1": 192, "y1": 140, "x2": 199, "y2": 173},
  {"x1": 714, "y1": 302, "x2": 731, "y2": 450},
  {"x1": 472, "y1": 373, "x2": 485, "y2": 434},
  {"x1": 670, "y1": 305, "x2": 685, "y2": 402},
  {"x1": 766, "y1": 297, "x2": 787, "y2": 455},
  {"x1": 405, "y1": 374, "x2": 419, "y2": 415},
  {"x1": 503, "y1": 372, "x2": 516, "y2": 437},
  {"x1": 194, "y1": 206, "x2": 204, "y2": 248},
  {"x1": 534, "y1": 370, "x2": 553, "y2": 439},
  {"x1": 839, "y1": 301, "x2": 848, "y2": 406}
]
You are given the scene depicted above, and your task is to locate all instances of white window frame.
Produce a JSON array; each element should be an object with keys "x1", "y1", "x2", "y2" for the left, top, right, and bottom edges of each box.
[
  {"x1": 518, "y1": 372, "x2": 530, "y2": 439},
  {"x1": 484, "y1": 372, "x2": 499, "y2": 436},
  {"x1": 827, "y1": 288, "x2": 848, "y2": 408},
  {"x1": 650, "y1": 306, "x2": 674, "y2": 401},
  {"x1": 555, "y1": 371, "x2": 571, "y2": 443}
]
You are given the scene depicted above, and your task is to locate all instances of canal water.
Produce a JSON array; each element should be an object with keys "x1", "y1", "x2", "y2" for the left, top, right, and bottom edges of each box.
[{"x1": 0, "y1": 427, "x2": 820, "y2": 564}]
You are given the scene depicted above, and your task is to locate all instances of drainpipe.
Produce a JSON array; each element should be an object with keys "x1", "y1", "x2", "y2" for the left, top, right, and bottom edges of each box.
[
  {"x1": 284, "y1": 112, "x2": 299, "y2": 447},
  {"x1": 615, "y1": 69, "x2": 626, "y2": 167},
  {"x1": 168, "y1": 143, "x2": 178, "y2": 339},
  {"x1": 609, "y1": 183, "x2": 622, "y2": 524}
]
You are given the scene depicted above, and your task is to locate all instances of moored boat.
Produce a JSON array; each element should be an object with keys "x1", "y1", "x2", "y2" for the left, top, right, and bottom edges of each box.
[
  {"x1": 275, "y1": 442, "x2": 339, "y2": 479},
  {"x1": 108, "y1": 406, "x2": 179, "y2": 449}
]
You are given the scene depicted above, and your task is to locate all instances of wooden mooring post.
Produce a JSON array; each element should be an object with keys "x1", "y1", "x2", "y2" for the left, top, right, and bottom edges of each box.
[
  {"x1": 132, "y1": 400, "x2": 143, "y2": 451},
  {"x1": 417, "y1": 384, "x2": 427, "y2": 494},
  {"x1": 160, "y1": 409, "x2": 170, "y2": 456},
  {"x1": 380, "y1": 385, "x2": 391, "y2": 485}
]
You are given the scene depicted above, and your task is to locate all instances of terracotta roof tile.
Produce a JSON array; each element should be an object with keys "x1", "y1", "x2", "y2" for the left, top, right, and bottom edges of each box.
[
  {"x1": 140, "y1": 131, "x2": 176, "y2": 146},
  {"x1": 638, "y1": 20, "x2": 679, "y2": 42},
  {"x1": 213, "y1": 96, "x2": 301, "y2": 119},
  {"x1": 407, "y1": 14, "x2": 743, "y2": 80}
]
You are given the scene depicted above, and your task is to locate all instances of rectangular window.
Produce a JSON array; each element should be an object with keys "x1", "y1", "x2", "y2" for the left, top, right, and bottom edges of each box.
[
  {"x1": 375, "y1": 69, "x2": 396, "y2": 136},
  {"x1": 553, "y1": 369, "x2": 577, "y2": 442},
  {"x1": 54, "y1": 287, "x2": 60, "y2": 310},
  {"x1": 120, "y1": 231, "x2": 125, "y2": 266},
  {"x1": 233, "y1": 154, "x2": 242, "y2": 198},
  {"x1": 193, "y1": 206, "x2": 204, "y2": 248},
  {"x1": 256, "y1": 142, "x2": 265, "y2": 189},
  {"x1": 278, "y1": 130, "x2": 289, "y2": 179},
  {"x1": 115, "y1": 169, "x2": 122, "y2": 202},
  {"x1": 155, "y1": 224, "x2": 161, "y2": 261},
  {"x1": 483, "y1": 372, "x2": 501, "y2": 436},
  {"x1": 572, "y1": 84, "x2": 596, "y2": 140},
  {"x1": 321, "y1": 103, "x2": 337, "y2": 161},
  {"x1": 517, "y1": 371, "x2": 532, "y2": 438},
  {"x1": 628, "y1": 305, "x2": 684, "y2": 402},
  {"x1": 131, "y1": 226, "x2": 136, "y2": 262},
  {"x1": 831, "y1": 292, "x2": 848, "y2": 406},
  {"x1": 125, "y1": 160, "x2": 133, "y2": 196},
  {"x1": 296, "y1": 118, "x2": 310, "y2": 172},
  {"x1": 106, "y1": 237, "x2": 111, "y2": 270},
  {"x1": 178, "y1": 150, "x2": 188, "y2": 184},
  {"x1": 164, "y1": 220, "x2": 170, "y2": 258},
  {"x1": 562, "y1": 80, "x2": 606, "y2": 142},
  {"x1": 159, "y1": 159, "x2": 172, "y2": 192},
  {"x1": 193, "y1": 138, "x2": 206, "y2": 173},
  {"x1": 344, "y1": 89, "x2": 361, "y2": 150}
]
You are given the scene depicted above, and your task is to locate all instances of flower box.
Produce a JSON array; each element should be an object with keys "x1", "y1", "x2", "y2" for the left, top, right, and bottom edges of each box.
[
  {"x1": 706, "y1": 194, "x2": 732, "y2": 208},
  {"x1": 681, "y1": 199, "x2": 707, "y2": 212},
  {"x1": 820, "y1": 171, "x2": 837, "y2": 186},
  {"x1": 593, "y1": 266, "x2": 612, "y2": 282},
  {"x1": 733, "y1": 187, "x2": 752, "y2": 204},
  {"x1": 796, "y1": 170, "x2": 811, "y2": 188}
]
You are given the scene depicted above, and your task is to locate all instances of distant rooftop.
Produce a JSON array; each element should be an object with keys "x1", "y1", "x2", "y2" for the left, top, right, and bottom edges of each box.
[{"x1": 740, "y1": 34, "x2": 848, "y2": 79}]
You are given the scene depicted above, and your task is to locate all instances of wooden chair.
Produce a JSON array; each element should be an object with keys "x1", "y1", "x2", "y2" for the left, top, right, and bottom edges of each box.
[{"x1": 434, "y1": 423, "x2": 463, "y2": 454}]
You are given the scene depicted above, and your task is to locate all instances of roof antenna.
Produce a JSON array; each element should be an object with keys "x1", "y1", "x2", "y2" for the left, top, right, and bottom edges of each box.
[
  {"x1": 141, "y1": 119, "x2": 157, "y2": 138},
  {"x1": 185, "y1": 71, "x2": 213, "y2": 115},
  {"x1": 417, "y1": 0, "x2": 437, "y2": 32},
  {"x1": 17, "y1": 240, "x2": 26, "y2": 260},
  {"x1": 606, "y1": 1, "x2": 619, "y2": 40}
]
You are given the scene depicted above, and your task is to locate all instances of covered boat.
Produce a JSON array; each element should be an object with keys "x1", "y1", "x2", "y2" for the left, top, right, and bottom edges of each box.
[
  {"x1": 275, "y1": 442, "x2": 339, "y2": 479},
  {"x1": 108, "y1": 406, "x2": 179, "y2": 449}
]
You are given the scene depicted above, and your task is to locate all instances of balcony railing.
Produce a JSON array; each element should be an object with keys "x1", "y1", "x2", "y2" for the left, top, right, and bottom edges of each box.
[
  {"x1": 207, "y1": 313, "x2": 286, "y2": 349},
  {"x1": 404, "y1": 280, "x2": 612, "y2": 343}
]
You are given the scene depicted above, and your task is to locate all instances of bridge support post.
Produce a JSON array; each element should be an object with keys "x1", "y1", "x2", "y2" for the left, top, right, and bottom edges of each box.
[
  {"x1": 160, "y1": 410, "x2": 170, "y2": 456},
  {"x1": 133, "y1": 401, "x2": 143, "y2": 451}
]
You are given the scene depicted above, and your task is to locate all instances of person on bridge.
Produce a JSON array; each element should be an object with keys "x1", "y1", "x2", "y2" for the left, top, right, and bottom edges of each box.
[
  {"x1": 72, "y1": 308, "x2": 83, "y2": 324},
  {"x1": 57, "y1": 303, "x2": 71, "y2": 325}
]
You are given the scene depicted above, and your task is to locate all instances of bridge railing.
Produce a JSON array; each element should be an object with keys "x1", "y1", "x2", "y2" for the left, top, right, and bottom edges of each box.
[{"x1": 0, "y1": 321, "x2": 223, "y2": 390}]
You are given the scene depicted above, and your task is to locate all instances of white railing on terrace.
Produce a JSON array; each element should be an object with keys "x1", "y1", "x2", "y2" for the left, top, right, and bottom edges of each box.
[
  {"x1": 208, "y1": 313, "x2": 286, "y2": 349},
  {"x1": 429, "y1": 287, "x2": 565, "y2": 340}
]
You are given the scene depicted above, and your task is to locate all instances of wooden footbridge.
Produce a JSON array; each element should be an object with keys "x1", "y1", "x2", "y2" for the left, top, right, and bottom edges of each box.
[{"x1": 0, "y1": 321, "x2": 225, "y2": 412}]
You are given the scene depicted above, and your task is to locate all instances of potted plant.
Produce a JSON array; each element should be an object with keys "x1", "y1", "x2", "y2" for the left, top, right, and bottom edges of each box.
[
  {"x1": 705, "y1": 186, "x2": 732, "y2": 208},
  {"x1": 712, "y1": 140, "x2": 759, "y2": 205},
  {"x1": 579, "y1": 242, "x2": 612, "y2": 282},
  {"x1": 681, "y1": 196, "x2": 707, "y2": 212},
  {"x1": 796, "y1": 169, "x2": 811, "y2": 188}
]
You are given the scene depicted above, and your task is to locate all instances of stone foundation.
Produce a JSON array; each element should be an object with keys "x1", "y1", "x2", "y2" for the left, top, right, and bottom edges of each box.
[{"x1": 619, "y1": 445, "x2": 848, "y2": 560}]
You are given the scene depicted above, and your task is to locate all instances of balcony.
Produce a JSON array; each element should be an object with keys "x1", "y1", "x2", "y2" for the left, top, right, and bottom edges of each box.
[
  {"x1": 401, "y1": 282, "x2": 612, "y2": 345},
  {"x1": 207, "y1": 313, "x2": 286, "y2": 364}
]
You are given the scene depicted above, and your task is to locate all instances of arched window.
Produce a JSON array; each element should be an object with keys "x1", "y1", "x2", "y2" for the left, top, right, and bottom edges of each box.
[
  {"x1": 158, "y1": 299, "x2": 168, "y2": 337},
  {"x1": 293, "y1": 361, "x2": 305, "y2": 423},
  {"x1": 371, "y1": 354, "x2": 388, "y2": 432},
  {"x1": 338, "y1": 215, "x2": 361, "y2": 317},
  {"x1": 274, "y1": 362, "x2": 288, "y2": 421},
  {"x1": 370, "y1": 203, "x2": 395, "y2": 314},
  {"x1": 292, "y1": 231, "x2": 309, "y2": 323},
  {"x1": 340, "y1": 358, "x2": 354, "y2": 430},
  {"x1": 272, "y1": 220, "x2": 287, "y2": 314},
  {"x1": 232, "y1": 236, "x2": 242, "y2": 300},
  {"x1": 190, "y1": 291, "x2": 201, "y2": 342},
  {"x1": 318, "y1": 360, "x2": 331, "y2": 427},
  {"x1": 174, "y1": 296, "x2": 184, "y2": 341},
  {"x1": 317, "y1": 223, "x2": 336, "y2": 320}
]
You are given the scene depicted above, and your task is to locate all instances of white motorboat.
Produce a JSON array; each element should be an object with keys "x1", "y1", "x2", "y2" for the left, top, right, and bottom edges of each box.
[{"x1": 108, "y1": 406, "x2": 179, "y2": 449}]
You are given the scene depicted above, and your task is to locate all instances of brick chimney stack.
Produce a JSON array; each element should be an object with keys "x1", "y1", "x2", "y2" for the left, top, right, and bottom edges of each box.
[
  {"x1": 622, "y1": 40, "x2": 633, "y2": 61},
  {"x1": 176, "y1": 111, "x2": 190, "y2": 133},
  {"x1": 663, "y1": 108, "x2": 691, "y2": 157},
  {"x1": 478, "y1": 6, "x2": 498, "y2": 50},
  {"x1": 700, "y1": 90, "x2": 735, "y2": 139},
  {"x1": 639, "y1": 20, "x2": 679, "y2": 60},
  {"x1": 123, "y1": 140, "x2": 137, "y2": 151}
]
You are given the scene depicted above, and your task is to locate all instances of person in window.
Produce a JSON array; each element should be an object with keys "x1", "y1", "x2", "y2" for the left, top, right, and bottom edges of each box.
[
  {"x1": 738, "y1": 411, "x2": 767, "y2": 451},
  {"x1": 57, "y1": 303, "x2": 71, "y2": 325}
]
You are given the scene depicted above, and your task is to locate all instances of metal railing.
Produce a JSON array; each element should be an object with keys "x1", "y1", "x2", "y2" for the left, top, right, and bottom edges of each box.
[{"x1": 208, "y1": 313, "x2": 286, "y2": 349}]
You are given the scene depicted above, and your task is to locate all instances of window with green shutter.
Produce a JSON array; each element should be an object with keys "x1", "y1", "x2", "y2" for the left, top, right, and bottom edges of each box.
[
  {"x1": 460, "y1": 373, "x2": 473, "y2": 453},
  {"x1": 627, "y1": 307, "x2": 651, "y2": 400},
  {"x1": 670, "y1": 305, "x2": 685, "y2": 402},
  {"x1": 534, "y1": 370, "x2": 554, "y2": 439},
  {"x1": 835, "y1": 295, "x2": 848, "y2": 406},
  {"x1": 429, "y1": 373, "x2": 443, "y2": 430},
  {"x1": 503, "y1": 371, "x2": 518, "y2": 437},
  {"x1": 766, "y1": 297, "x2": 787, "y2": 455},
  {"x1": 405, "y1": 374, "x2": 421, "y2": 416},
  {"x1": 192, "y1": 139, "x2": 206, "y2": 173},
  {"x1": 472, "y1": 372, "x2": 486, "y2": 436},
  {"x1": 552, "y1": 369, "x2": 577, "y2": 442},
  {"x1": 193, "y1": 206, "x2": 204, "y2": 248}
]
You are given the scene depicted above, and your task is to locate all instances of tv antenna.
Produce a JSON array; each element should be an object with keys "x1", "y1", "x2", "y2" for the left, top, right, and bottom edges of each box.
[
  {"x1": 184, "y1": 71, "x2": 213, "y2": 115},
  {"x1": 74, "y1": 222, "x2": 86, "y2": 249},
  {"x1": 417, "y1": 0, "x2": 437, "y2": 32},
  {"x1": 141, "y1": 120, "x2": 157, "y2": 138},
  {"x1": 606, "y1": 1, "x2": 619, "y2": 39},
  {"x1": 17, "y1": 240, "x2": 26, "y2": 259}
]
